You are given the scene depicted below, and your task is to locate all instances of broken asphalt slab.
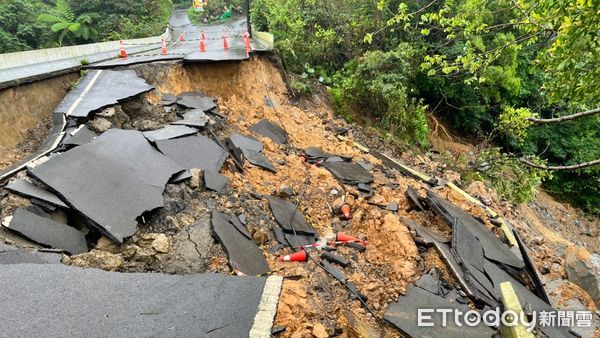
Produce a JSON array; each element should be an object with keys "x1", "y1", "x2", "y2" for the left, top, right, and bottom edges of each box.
[
  {"x1": 426, "y1": 191, "x2": 524, "y2": 269},
  {"x1": 0, "y1": 264, "x2": 282, "y2": 337},
  {"x1": 211, "y1": 211, "x2": 270, "y2": 276},
  {"x1": 55, "y1": 70, "x2": 154, "y2": 118},
  {"x1": 62, "y1": 126, "x2": 97, "y2": 147},
  {"x1": 5, "y1": 179, "x2": 68, "y2": 209},
  {"x1": 29, "y1": 129, "x2": 185, "y2": 243},
  {"x1": 384, "y1": 283, "x2": 495, "y2": 338},
  {"x1": 321, "y1": 161, "x2": 374, "y2": 185},
  {"x1": 0, "y1": 242, "x2": 62, "y2": 265},
  {"x1": 6, "y1": 208, "x2": 87, "y2": 254},
  {"x1": 228, "y1": 133, "x2": 276, "y2": 172},
  {"x1": 204, "y1": 170, "x2": 230, "y2": 193},
  {"x1": 156, "y1": 134, "x2": 228, "y2": 172},
  {"x1": 267, "y1": 196, "x2": 316, "y2": 235},
  {"x1": 142, "y1": 125, "x2": 198, "y2": 142},
  {"x1": 177, "y1": 92, "x2": 217, "y2": 111},
  {"x1": 249, "y1": 119, "x2": 288, "y2": 145}
]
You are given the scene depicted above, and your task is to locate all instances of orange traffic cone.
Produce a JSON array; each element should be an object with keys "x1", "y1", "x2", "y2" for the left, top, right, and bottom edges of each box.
[
  {"x1": 199, "y1": 33, "x2": 206, "y2": 52},
  {"x1": 119, "y1": 40, "x2": 127, "y2": 58},
  {"x1": 243, "y1": 31, "x2": 252, "y2": 53},
  {"x1": 336, "y1": 232, "x2": 367, "y2": 245},
  {"x1": 222, "y1": 30, "x2": 229, "y2": 50},
  {"x1": 340, "y1": 204, "x2": 351, "y2": 219},
  {"x1": 278, "y1": 250, "x2": 308, "y2": 262},
  {"x1": 161, "y1": 38, "x2": 168, "y2": 55},
  {"x1": 179, "y1": 32, "x2": 185, "y2": 42},
  {"x1": 200, "y1": 32, "x2": 205, "y2": 40}
]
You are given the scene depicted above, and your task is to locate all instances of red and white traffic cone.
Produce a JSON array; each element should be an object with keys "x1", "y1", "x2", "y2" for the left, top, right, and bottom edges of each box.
[
  {"x1": 119, "y1": 40, "x2": 127, "y2": 58},
  {"x1": 199, "y1": 33, "x2": 206, "y2": 52},
  {"x1": 243, "y1": 31, "x2": 252, "y2": 54},
  {"x1": 278, "y1": 250, "x2": 308, "y2": 262},
  {"x1": 222, "y1": 30, "x2": 229, "y2": 50},
  {"x1": 179, "y1": 32, "x2": 185, "y2": 42},
  {"x1": 336, "y1": 232, "x2": 367, "y2": 245},
  {"x1": 161, "y1": 38, "x2": 168, "y2": 55}
]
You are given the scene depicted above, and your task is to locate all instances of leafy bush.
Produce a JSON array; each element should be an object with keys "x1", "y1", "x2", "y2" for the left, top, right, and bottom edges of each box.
[
  {"x1": 469, "y1": 149, "x2": 552, "y2": 204},
  {"x1": 333, "y1": 45, "x2": 429, "y2": 146}
]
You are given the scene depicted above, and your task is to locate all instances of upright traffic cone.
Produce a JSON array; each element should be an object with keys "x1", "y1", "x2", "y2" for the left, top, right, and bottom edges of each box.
[
  {"x1": 119, "y1": 40, "x2": 127, "y2": 58},
  {"x1": 178, "y1": 32, "x2": 185, "y2": 42},
  {"x1": 243, "y1": 31, "x2": 252, "y2": 53},
  {"x1": 161, "y1": 38, "x2": 168, "y2": 55},
  {"x1": 336, "y1": 232, "x2": 367, "y2": 245},
  {"x1": 199, "y1": 36, "x2": 206, "y2": 52},
  {"x1": 222, "y1": 30, "x2": 229, "y2": 50},
  {"x1": 278, "y1": 250, "x2": 308, "y2": 262}
]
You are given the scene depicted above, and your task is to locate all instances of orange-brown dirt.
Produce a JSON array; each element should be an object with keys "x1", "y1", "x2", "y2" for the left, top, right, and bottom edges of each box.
[{"x1": 2, "y1": 55, "x2": 598, "y2": 336}]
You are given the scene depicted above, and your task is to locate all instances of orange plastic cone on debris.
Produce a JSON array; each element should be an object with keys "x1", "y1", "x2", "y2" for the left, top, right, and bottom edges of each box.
[
  {"x1": 243, "y1": 31, "x2": 251, "y2": 53},
  {"x1": 119, "y1": 40, "x2": 127, "y2": 58},
  {"x1": 179, "y1": 32, "x2": 185, "y2": 42},
  {"x1": 278, "y1": 250, "x2": 308, "y2": 262},
  {"x1": 336, "y1": 232, "x2": 366, "y2": 245},
  {"x1": 161, "y1": 38, "x2": 168, "y2": 55},
  {"x1": 222, "y1": 30, "x2": 229, "y2": 50},
  {"x1": 340, "y1": 204, "x2": 351, "y2": 219}
]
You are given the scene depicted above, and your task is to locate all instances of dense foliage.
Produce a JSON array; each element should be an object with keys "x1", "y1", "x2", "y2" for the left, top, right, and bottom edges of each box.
[
  {"x1": 0, "y1": 0, "x2": 172, "y2": 52},
  {"x1": 252, "y1": 0, "x2": 599, "y2": 212}
]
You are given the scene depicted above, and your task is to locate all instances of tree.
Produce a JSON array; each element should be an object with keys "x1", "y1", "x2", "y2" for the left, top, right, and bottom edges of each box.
[{"x1": 37, "y1": 0, "x2": 98, "y2": 46}]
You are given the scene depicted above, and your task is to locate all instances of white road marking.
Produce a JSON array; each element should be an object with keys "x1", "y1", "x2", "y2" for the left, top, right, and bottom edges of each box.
[
  {"x1": 249, "y1": 275, "x2": 283, "y2": 338},
  {"x1": 66, "y1": 69, "x2": 103, "y2": 116}
]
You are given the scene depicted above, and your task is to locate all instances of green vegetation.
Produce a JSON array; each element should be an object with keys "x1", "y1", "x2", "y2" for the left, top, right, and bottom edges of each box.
[
  {"x1": 252, "y1": 0, "x2": 600, "y2": 211},
  {"x1": 0, "y1": 0, "x2": 172, "y2": 52}
]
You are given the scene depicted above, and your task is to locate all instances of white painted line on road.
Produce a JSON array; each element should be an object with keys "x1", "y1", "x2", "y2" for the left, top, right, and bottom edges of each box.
[
  {"x1": 66, "y1": 70, "x2": 103, "y2": 116},
  {"x1": 249, "y1": 275, "x2": 283, "y2": 338}
]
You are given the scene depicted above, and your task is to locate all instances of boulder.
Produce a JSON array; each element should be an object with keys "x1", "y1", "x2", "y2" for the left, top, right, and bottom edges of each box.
[{"x1": 565, "y1": 246, "x2": 600, "y2": 308}]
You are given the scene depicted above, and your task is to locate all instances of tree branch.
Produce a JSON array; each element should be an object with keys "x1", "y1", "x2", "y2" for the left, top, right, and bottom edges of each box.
[
  {"x1": 520, "y1": 158, "x2": 600, "y2": 171},
  {"x1": 527, "y1": 107, "x2": 600, "y2": 124}
]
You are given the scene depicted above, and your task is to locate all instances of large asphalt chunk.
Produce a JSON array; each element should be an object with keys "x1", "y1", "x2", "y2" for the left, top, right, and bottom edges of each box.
[
  {"x1": 321, "y1": 161, "x2": 374, "y2": 185},
  {"x1": 249, "y1": 119, "x2": 288, "y2": 145},
  {"x1": 56, "y1": 70, "x2": 154, "y2": 118},
  {"x1": 427, "y1": 191, "x2": 524, "y2": 269},
  {"x1": 0, "y1": 264, "x2": 282, "y2": 337},
  {"x1": 385, "y1": 283, "x2": 495, "y2": 338},
  {"x1": 6, "y1": 208, "x2": 87, "y2": 254},
  {"x1": 29, "y1": 129, "x2": 185, "y2": 243},
  {"x1": 177, "y1": 92, "x2": 217, "y2": 111},
  {"x1": 142, "y1": 125, "x2": 198, "y2": 142},
  {"x1": 267, "y1": 196, "x2": 315, "y2": 235},
  {"x1": 0, "y1": 242, "x2": 62, "y2": 265},
  {"x1": 5, "y1": 179, "x2": 68, "y2": 209},
  {"x1": 211, "y1": 211, "x2": 270, "y2": 276},
  {"x1": 228, "y1": 133, "x2": 276, "y2": 172},
  {"x1": 156, "y1": 135, "x2": 228, "y2": 172}
]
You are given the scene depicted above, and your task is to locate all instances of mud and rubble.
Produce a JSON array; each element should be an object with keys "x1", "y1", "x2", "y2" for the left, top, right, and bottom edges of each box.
[{"x1": 0, "y1": 55, "x2": 598, "y2": 337}]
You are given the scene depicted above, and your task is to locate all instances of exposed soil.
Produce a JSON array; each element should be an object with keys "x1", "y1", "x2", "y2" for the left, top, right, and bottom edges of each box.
[{"x1": 0, "y1": 55, "x2": 598, "y2": 337}]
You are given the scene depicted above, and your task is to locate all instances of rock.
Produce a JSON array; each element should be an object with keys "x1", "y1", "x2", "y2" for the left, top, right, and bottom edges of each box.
[
  {"x1": 189, "y1": 169, "x2": 203, "y2": 189},
  {"x1": 96, "y1": 106, "x2": 115, "y2": 117},
  {"x1": 89, "y1": 118, "x2": 112, "y2": 133},
  {"x1": 65, "y1": 250, "x2": 124, "y2": 271},
  {"x1": 95, "y1": 236, "x2": 121, "y2": 254},
  {"x1": 565, "y1": 246, "x2": 600, "y2": 308},
  {"x1": 152, "y1": 234, "x2": 170, "y2": 253},
  {"x1": 134, "y1": 120, "x2": 162, "y2": 131},
  {"x1": 278, "y1": 185, "x2": 294, "y2": 197},
  {"x1": 532, "y1": 236, "x2": 545, "y2": 245},
  {"x1": 386, "y1": 201, "x2": 399, "y2": 212},
  {"x1": 311, "y1": 323, "x2": 328, "y2": 338}
]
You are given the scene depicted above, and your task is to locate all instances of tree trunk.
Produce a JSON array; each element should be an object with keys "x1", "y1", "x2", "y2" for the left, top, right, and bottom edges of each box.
[
  {"x1": 520, "y1": 158, "x2": 600, "y2": 171},
  {"x1": 527, "y1": 107, "x2": 600, "y2": 124}
]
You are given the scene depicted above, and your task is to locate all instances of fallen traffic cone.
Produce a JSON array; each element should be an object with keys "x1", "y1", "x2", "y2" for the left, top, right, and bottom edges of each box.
[
  {"x1": 340, "y1": 204, "x2": 351, "y2": 219},
  {"x1": 336, "y1": 232, "x2": 367, "y2": 245},
  {"x1": 178, "y1": 32, "x2": 185, "y2": 42},
  {"x1": 243, "y1": 31, "x2": 251, "y2": 53},
  {"x1": 119, "y1": 40, "x2": 127, "y2": 58},
  {"x1": 278, "y1": 250, "x2": 308, "y2": 262},
  {"x1": 161, "y1": 38, "x2": 168, "y2": 55},
  {"x1": 222, "y1": 30, "x2": 229, "y2": 50}
]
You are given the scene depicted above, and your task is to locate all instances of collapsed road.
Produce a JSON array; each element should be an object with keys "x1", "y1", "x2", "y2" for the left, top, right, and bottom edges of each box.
[{"x1": 0, "y1": 8, "x2": 599, "y2": 338}]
